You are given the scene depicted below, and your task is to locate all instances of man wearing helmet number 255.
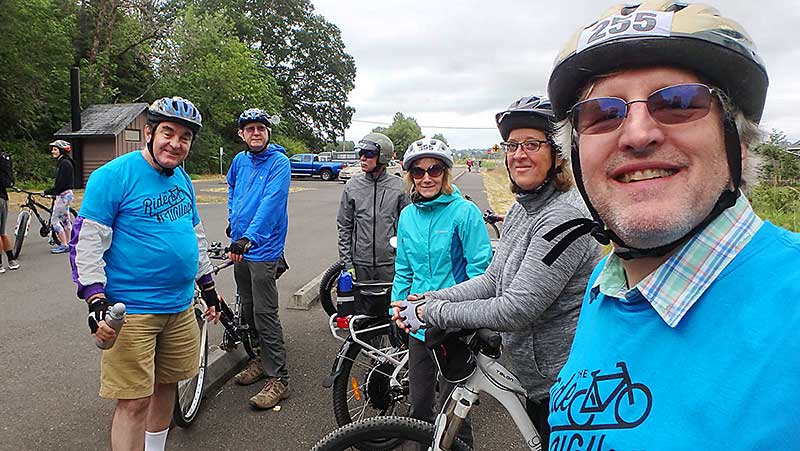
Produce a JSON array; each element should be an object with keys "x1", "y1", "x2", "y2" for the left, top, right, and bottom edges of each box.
[
  {"x1": 547, "y1": 2, "x2": 800, "y2": 449},
  {"x1": 70, "y1": 97, "x2": 223, "y2": 451}
]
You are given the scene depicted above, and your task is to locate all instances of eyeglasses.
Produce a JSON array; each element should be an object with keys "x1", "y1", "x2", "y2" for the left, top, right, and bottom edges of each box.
[
  {"x1": 569, "y1": 83, "x2": 716, "y2": 135},
  {"x1": 243, "y1": 124, "x2": 268, "y2": 134},
  {"x1": 500, "y1": 139, "x2": 549, "y2": 154},
  {"x1": 356, "y1": 140, "x2": 381, "y2": 159},
  {"x1": 409, "y1": 163, "x2": 445, "y2": 180}
]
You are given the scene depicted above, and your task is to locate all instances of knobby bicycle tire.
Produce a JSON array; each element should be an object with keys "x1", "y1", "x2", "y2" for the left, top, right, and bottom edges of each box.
[
  {"x1": 173, "y1": 306, "x2": 209, "y2": 427},
  {"x1": 320, "y1": 261, "x2": 345, "y2": 316},
  {"x1": 311, "y1": 416, "x2": 470, "y2": 451},
  {"x1": 13, "y1": 210, "x2": 30, "y2": 259},
  {"x1": 332, "y1": 331, "x2": 410, "y2": 427}
]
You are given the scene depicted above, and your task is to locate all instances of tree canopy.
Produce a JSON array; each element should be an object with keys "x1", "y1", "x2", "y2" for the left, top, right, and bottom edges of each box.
[{"x1": 372, "y1": 113, "x2": 423, "y2": 159}]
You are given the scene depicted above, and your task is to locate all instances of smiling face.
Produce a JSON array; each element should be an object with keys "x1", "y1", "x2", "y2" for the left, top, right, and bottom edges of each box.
[
  {"x1": 577, "y1": 66, "x2": 731, "y2": 249},
  {"x1": 50, "y1": 146, "x2": 61, "y2": 159},
  {"x1": 146, "y1": 121, "x2": 193, "y2": 169},
  {"x1": 238, "y1": 122, "x2": 270, "y2": 151},
  {"x1": 412, "y1": 157, "x2": 445, "y2": 199},
  {"x1": 506, "y1": 128, "x2": 553, "y2": 191}
]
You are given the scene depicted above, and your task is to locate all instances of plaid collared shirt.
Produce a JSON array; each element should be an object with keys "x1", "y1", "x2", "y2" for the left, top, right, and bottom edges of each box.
[{"x1": 591, "y1": 193, "x2": 763, "y2": 327}]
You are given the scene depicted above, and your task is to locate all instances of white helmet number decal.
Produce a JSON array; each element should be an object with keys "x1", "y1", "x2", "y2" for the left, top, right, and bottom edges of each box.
[{"x1": 577, "y1": 10, "x2": 673, "y2": 53}]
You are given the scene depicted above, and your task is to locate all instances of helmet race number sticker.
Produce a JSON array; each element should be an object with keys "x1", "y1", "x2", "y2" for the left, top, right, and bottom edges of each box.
[{"x1": 577, "y1": 11, "x2": 673, "y2": 53}]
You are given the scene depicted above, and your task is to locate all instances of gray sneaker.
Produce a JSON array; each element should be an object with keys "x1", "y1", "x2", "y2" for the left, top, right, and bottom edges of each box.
[
  {"x1": 234, "y1": 357, "x2": 266, "y2": 386},
  {"x1": 249, "y1": 378, "x2": 289, "y2": 410},
  {"x1": 7, "y1": 260, "x2": 19, "y2": 270}
]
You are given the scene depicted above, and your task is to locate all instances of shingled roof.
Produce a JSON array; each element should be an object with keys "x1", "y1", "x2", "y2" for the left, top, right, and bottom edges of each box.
[{"x1": 54, "y1": 103, "x2": 148, "y2": 138}]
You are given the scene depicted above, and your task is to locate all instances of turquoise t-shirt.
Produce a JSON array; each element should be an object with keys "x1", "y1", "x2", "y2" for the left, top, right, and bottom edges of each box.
[
  {"x1": 79, "y1": 151, "x2": 200, "y2": 314},
  {"x1": 548, "y1": 222, "x2": 800, "y2": 450}
]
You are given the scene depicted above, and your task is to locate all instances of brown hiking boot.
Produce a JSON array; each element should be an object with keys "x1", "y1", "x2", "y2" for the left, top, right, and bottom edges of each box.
[
  {"x1": 249, "y1": 378, "x2": 289, "y2": 409},
  {"x1": 234, "y1": 357, "x2": 265, "y2": 386}
]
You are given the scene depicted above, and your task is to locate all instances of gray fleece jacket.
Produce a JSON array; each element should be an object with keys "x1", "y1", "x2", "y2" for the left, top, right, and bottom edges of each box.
[{"x1": 423, "y1": 184, "x2": 601, "y2": 401}]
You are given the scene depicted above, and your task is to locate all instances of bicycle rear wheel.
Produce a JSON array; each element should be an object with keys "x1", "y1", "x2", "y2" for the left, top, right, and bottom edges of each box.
[
  {"x1": 311, "y1": 416, "x2": 470, "y2": 451},
  {"x1": 13, "y1": 210, "x2": 30, "y2": 259},
  {"x1": 320, "y1": 261, "x2": 345, "y2": 316},
  {"x1": 173, "y1": 305, "x2": 209, "y2": 427}
]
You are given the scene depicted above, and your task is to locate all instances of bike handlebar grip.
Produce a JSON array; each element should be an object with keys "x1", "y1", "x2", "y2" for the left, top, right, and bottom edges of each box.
[{"x1": 476, "y1": 328, "x2": 502, "y2": 354}]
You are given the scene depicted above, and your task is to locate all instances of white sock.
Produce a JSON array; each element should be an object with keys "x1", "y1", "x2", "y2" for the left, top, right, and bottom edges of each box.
[{"x1": 144, "y1": 427, "x2": 169, "y2": 451}]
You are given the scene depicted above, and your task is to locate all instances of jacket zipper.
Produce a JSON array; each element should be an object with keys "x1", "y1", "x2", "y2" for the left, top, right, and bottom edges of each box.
[{"x1": 372, "y1": 176, "x2": 377, "y2": 267}]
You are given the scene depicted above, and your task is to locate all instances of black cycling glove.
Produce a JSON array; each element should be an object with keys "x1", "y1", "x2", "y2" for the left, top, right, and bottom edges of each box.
[
  {"x1": 199, "y1": 279, "x2": 221, "y2": 310},
  {"x1": 229, "y1": 238, "x2": 251, "y2": 256},
  {"x1": 88, "y1": 298, "x2": 111, "y2": 334}
]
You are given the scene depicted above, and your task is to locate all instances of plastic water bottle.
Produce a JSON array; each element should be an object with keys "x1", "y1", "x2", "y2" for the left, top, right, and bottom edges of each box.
[
  {"x1": 96, "y1": 303, "x2": 126, "y2": 350},
  {"x1": 336, "y1": 270, "x2": 355, "y2": 317}
]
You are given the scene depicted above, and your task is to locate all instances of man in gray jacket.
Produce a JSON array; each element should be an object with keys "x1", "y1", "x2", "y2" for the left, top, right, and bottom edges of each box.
[{"x1": 337, "y1": 132, "x2": 409, "y2": 281}]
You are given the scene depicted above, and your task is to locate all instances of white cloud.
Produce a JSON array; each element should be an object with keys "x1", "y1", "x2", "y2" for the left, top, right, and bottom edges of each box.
[{"x1": 313, "y1": 0, "x2": 800, "y2": 148}]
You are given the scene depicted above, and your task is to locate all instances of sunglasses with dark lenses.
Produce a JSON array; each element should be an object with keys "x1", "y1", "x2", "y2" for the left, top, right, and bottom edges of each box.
[
  {"x1": 570, "y1": 83, "x2": 716, "y2": 135},
  {"x1": 356, "y1": 140, "x2": 381, "y2": 159},
  {"x1": 409, "y1": 163, "x2": 445, "y2": 179}
]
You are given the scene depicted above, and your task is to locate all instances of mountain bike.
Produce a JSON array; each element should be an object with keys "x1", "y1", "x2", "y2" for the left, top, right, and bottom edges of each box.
[
  {"x1": 172, "y1": 242, "x2": 258, "y2": 428},
  {"x1": 12, "y1": 188, "x2": 77, "y2": 258},
  {"x1": 321, "y1": 279, "x2": 412, "y2": 450},
  {"x1": 311, "y1": 329, "x2": 543, "y2": 451}
]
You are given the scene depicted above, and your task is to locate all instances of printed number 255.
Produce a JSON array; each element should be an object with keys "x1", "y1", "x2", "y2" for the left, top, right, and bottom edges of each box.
[{"x1": 587, "y1": 12, "x2": 658, "y2": 45}]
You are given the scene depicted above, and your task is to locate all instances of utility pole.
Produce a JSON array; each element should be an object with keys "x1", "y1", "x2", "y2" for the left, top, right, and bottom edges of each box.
[{"x1": 219, "y1": 147, "x2": 224, "y2": 176}]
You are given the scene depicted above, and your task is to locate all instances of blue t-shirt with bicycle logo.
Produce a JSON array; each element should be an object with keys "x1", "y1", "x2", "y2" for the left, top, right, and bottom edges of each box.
[
  {"x1": 549, "y1": 226, "x2": 800, "y2": 450},
  {"x1": 79, "y1": 151, "x2": 200, "y2": 314}
]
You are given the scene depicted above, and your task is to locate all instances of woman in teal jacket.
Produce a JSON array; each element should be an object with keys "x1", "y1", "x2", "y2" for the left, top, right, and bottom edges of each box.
[{"x1": 392, "y1": 139, "x2": 492, "y2": 440}]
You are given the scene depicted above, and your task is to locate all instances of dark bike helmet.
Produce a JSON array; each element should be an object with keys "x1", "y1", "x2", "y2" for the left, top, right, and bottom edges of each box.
[
  {"x1": 495, "y1": 95, "x2": 560, "y2": 193},
  {"x1": 49, "y1": 140, "x2": 72, "y2": 154},
  {"x1": 146, "y1": 96, "x2": 202, "y2": 176},
  {"x1": 238, "y1": 108, "x2": 280, "y2": 129},
  {"x1": 542, "y1": 1, "x2": 769, "y2": 262}
]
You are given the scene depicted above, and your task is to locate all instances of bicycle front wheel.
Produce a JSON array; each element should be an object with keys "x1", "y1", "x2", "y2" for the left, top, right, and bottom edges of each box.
[
  {"x1": 312, "y1": 416, "x2": 471, "y2": 451},
  {"x1": 173, "y1": 305, "x2": 209, "y2": 427},
  {"x1": 13, "y1": 210, "x2": 30, "y2": 259}
]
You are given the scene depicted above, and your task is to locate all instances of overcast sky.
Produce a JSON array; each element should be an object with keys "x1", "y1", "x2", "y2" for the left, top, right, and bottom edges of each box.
[{"x1": 311, "y1": 0, "x2": 800, "y2": 150}]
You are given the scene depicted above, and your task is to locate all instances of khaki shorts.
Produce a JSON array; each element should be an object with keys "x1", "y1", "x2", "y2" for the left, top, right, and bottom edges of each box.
[{"x1": 99, "y1": 307, "x2": 200, "y2": 399}]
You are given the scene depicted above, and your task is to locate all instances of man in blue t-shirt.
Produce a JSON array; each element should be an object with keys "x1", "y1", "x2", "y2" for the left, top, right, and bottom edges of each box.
[
  {"x1": 70, "y1": 97, "x2": 222, "y2": 451},
  {"x1": 226, "y1": 108, "x2": 291, "y2": 410},
  {"x1": 543, "y1": 3, "x2": 800, "y2": 450}
]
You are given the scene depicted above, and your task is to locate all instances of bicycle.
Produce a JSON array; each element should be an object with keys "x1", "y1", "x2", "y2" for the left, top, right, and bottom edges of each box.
[
  {"x1": 311, "y1": 329, "x2": 543, "y2": 451},
  {"x1": 12, "y1": 187, "x2": 78, "y2": 258},
  {"x1": 463, "y1": 194, "x2": 503, "y2": 240},
  {"x1": 172, "y1": 242, "x2": 258, "y2": 428}
]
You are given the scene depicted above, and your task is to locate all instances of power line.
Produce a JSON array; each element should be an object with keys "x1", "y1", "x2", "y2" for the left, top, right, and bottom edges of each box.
[{"x1": 352, "y1": 119, "x2": 495, "y2": 130}]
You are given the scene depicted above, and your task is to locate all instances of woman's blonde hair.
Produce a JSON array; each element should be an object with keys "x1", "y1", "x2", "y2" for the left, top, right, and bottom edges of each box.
[{"x1": 404, "y1": 165, "x2": 454, "y2": 196}]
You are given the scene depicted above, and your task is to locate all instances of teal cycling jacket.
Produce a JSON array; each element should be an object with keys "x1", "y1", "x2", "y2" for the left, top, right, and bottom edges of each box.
[{"x1": 392, "y1": 186, "x2": 492, "y2": 309}]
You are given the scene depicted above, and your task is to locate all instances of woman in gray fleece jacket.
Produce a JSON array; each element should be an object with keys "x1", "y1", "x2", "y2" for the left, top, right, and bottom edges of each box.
[{"x1": 394, "y1": 95, "x2": 601, "y2": 448}]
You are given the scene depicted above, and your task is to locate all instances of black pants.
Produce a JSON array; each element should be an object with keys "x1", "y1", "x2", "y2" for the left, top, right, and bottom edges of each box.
[{"x1": 526, "y1": 397, "x2": 551, "y2": 450}]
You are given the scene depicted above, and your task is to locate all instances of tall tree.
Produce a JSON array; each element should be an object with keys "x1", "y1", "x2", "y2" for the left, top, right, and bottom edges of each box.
[
  {"x1": 431, "y1": 133, "x2": 448, "y2": 145},
  {"x1": 373, "y1": 113, "x2": 423, "y2": 159}
]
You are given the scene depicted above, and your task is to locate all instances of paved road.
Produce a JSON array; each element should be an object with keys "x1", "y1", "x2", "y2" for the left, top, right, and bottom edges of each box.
[{"x1": 0, "y1": 169, "x2": 526, "y2": 451}]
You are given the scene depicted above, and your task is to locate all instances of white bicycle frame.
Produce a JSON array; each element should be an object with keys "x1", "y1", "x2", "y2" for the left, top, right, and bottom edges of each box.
[{"x1": 431, "y1": 351, "x2": 542, "y2": 451}]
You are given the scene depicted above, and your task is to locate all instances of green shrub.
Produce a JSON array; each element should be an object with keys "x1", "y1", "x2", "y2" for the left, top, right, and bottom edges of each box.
[{"x1": 749, "y1": 185, "x2": 800, "y2": 232}]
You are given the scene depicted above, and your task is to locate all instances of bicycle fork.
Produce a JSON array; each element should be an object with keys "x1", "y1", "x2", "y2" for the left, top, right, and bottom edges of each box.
[{"x1": 431, "y1": 386, "x2": 478, "y2": 451}]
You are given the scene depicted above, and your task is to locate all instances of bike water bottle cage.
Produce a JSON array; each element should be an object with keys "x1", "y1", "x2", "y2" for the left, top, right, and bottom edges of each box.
[{"x1": 397, "y1": 298, "x2": 427, "y2": 332}]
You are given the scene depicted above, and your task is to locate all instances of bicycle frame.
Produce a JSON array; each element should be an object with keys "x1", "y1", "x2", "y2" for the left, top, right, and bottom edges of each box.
[{"x1": 431, "y1": 339, "x2": 542, "y2": 451}]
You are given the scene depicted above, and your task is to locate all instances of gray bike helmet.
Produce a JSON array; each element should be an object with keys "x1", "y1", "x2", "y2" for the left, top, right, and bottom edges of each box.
[
  {"x1": 403, "y1": 139, "x2": 453, "y2": 170},
  {"x1": 148, "y1": 96, "x2": 203, "y2": 134},
  {"x1": 356, "y1": 133, "x2": 394, "y2": 165},
  {"x1": 495, "y1": 96, "x2": 556, "y2": 141}
]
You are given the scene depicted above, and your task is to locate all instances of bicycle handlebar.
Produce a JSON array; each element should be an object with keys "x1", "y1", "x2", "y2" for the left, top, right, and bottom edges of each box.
[{"x1": 12, "y1": 187, "x2": 54, "y2": 198}]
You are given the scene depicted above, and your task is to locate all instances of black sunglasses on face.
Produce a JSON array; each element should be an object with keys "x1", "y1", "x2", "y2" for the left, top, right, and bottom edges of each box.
[
  {"x1": 356, "y1": 140, "x2": 381, "y2": 159},
  {"x1": 410, "y1": 164, "x2": 445, "y2": 179},
  {"x1": 569, "y1": 83, "x2": 716, "y2": 135}
]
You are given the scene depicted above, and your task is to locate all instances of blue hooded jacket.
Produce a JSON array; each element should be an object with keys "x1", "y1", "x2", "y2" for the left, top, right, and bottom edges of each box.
[
  {"x1": 392, "y1": 185, "x2": 493, "y2": 338},
  {"x1": 227, "y1": 143, "x2": 290, "y2": 262}
]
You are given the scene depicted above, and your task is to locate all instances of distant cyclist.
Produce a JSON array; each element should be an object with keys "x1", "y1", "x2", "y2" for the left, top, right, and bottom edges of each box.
[
  {"x1": 546, "y1": 1, "x2": 800, "y2": 448},
  {"x1": 393, "y1": 96, "x2": 601, "y2": 448},
  {"x1": 227, "y1": 108, "x2": 292, "y2": 410},
  {"x1": 337, "y1": 132, "x2": 409, "y2": 282},
  {"x1": 44, "y1": 139, "x2": 75, "y2": 254},
  {"x1": 392, "y1": 138, "x2": 492, "y2": 445},
  {"x1": 70, "y1": 96, "x2": 221, "y2": 451}
]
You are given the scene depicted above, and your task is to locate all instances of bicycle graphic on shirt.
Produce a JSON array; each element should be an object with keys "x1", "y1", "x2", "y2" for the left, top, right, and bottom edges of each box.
[{"x1": 567, "y1": 361, "x2": 652, "y2": 431}]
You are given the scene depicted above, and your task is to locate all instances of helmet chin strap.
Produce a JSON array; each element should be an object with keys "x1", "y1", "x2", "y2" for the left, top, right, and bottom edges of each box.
[{"x1": 146, "y1": 128, "x2": 175, "y2": 177}]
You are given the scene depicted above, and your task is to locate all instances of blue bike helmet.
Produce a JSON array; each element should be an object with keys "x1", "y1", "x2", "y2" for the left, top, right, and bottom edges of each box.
[
  {"x1": 238, "y1": 108, "x2": 280, "y2": 129},
  {"x1": 148, "y1": 96, "x2": 203, "y2": 134}
]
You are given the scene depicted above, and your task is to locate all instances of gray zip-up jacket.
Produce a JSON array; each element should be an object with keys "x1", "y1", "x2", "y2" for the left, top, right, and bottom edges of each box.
[
  {"x1": 337, "y1": 169, "x2": 410, "y2": 268},
  {"x1": 423, "y1": 184, "x2": 601, "y2": 401}
]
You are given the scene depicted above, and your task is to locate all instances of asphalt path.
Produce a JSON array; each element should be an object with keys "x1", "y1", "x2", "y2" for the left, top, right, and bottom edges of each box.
[{"x1": 0, "y1": 169, "x2": 525, "y2": 451}]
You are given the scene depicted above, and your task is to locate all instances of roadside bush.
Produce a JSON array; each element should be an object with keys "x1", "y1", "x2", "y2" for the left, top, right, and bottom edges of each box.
[
  {"x1": 0, "y1": 139, "x2": 53, "y2": 185},
  {"x1": 749, "y1": 185, "x2": 800, "y2": 232}
]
